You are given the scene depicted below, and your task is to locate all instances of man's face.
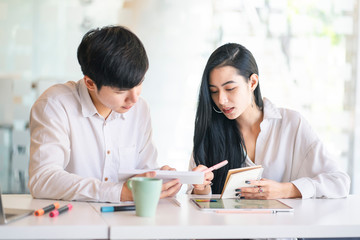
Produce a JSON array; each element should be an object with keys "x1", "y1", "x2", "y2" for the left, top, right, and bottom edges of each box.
[
  {"x1": 85, "y1": 77, "x2": 143, "y2": 115},
  {"x1": 95, "y1": 84, "x2": 143, "y2": 114}
]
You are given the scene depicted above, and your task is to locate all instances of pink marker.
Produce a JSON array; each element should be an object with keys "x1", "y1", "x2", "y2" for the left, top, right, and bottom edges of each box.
[
  {"x1": 203, "y1": 160, "x2": 228, "y2": 173},
  {"x1": 49, "y1": 204, "x2": 73, "y2": 217}
]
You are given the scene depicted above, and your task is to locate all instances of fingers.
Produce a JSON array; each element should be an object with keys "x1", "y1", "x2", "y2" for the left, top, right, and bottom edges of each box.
[
  {"x1": 204, "y1": 171, "x2": 214, "y2": 182},
  {"x1": 237, "y1": 179, "x2": 278, "y2": 199},
  {"x1": 191, "y1": 166, "x2": 213, "y2": 191},
  {"x1": 192, "y1": 165, "x2": 208, "y2": 172},
  {"x1": 236, "y1": 186, "x2": 267, "y2": 200},
  {"x1": 160, "y1": 165, "x2": 176, "y2": 171},
  {"x1": 193, "y1": 183, "x2": 207, "y2": 191},
  {"x1": 135, "y1": 171, "x2": 156, "y2": 178},
  {"x1": 241, "y1": 186, "x2": 264, "y2": 193},
  {"x1": 120, "y1": 181, "x2": 133, "y2": 202},
  {"x1": 245, "y1": 179, "x2": 266, "y2": 186},
  {"x1": 191, "y1": 165, "x2": 214, "y2": 190},
  {"x1": 160, "y1": 179, "x2": 182, "y2": 198},
  {"x1": 161, "y1": 179, "x2": 179, "y2": 191}
]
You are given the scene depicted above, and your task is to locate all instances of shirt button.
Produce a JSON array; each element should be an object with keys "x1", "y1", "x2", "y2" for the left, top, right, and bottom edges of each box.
[
  {"x1": 107, "y1": 150, "x2": 111, "y2": 154},
  {"x1": 104, "y1": 177, "x2": 108, "y2": 181}
]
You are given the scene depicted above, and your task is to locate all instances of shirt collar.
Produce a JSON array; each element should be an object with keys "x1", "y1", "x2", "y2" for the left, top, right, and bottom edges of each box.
[
  {"x1": 108, "y1": 111, "x2": 125, "y2": 120},
  {"x1": 263, "y1": 97, "x2": 282, "y2": 120},
  {"x1": 115, "y1": 104, "x2": 136, "y2": 120},
  {"x1": 79, "y1": 79, "x2": 126, "y2": 120},
  {"x1": 79, "y1": 79, "x2": 98, "y2": 118}
]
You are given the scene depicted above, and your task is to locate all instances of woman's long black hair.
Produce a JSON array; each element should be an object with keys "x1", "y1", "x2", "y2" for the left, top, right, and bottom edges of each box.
[{"x1": 193, "y1": 43, "x2": 263, "y2": 194}]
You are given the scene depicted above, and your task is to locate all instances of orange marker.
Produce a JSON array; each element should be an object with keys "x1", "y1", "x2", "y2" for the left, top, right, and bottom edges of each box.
[{"x1": 34, "y1": 202, "x2": 60, "y2": 216}]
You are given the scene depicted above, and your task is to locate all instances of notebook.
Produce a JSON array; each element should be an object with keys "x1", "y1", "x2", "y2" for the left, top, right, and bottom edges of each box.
[
  {"x1": 0, "y1": 187, "x2": 34, "y2": 225},
  {"x1": 221, "y1": 165, "x2": 264, "y2": 198},
  {"x1": 191, "y1": 198, "x2": 293, "y2": 213}
]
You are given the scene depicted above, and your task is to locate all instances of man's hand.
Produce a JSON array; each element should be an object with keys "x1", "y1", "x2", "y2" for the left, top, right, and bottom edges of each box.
[
  {"x1": 120, "y1": 171, "x2": 156, "y2": 202},
  {"x1": 120, "y1": 165, "x2": 182, "y2": 201},
  {"x1": 159, "y1": 165, "x2": 182, "y2": 198}
]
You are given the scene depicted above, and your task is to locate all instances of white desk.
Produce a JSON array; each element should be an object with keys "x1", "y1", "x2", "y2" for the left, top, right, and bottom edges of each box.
[
  {"x1": 0, "y1": 194, "x2": 108, "y2": 239},
  {"x1": 2, "y1": 194, "x2": 360, "y2": 239},
  {"x1": 91, "y1": 194, "x2": 360, "y2": 239}
]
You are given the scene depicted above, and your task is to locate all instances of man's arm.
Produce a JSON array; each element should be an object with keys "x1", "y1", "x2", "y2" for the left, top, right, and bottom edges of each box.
[{"x1": 29, "y1": 98, "x2": 122, "y2": 202}]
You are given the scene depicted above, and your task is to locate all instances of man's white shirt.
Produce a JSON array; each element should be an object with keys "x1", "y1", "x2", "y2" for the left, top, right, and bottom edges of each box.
[{"x1": 29, "y1": 79, "x2": 158, "y2": 202}]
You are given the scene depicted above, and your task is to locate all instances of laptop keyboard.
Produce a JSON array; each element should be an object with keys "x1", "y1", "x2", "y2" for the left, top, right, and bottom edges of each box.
[{"x1": 5, "y1": 213, "x2": 17, "y2": 218}]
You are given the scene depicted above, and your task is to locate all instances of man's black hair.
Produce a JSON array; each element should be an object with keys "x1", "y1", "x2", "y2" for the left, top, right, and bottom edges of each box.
[{"x1": 77, "y1": 25, "x2": 148, "y2": 90}]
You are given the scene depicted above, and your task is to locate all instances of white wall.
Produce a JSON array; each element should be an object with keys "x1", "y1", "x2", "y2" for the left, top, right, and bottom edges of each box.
[{"x1": 0, "y1": 0, "x2": 358, "y2": 193}]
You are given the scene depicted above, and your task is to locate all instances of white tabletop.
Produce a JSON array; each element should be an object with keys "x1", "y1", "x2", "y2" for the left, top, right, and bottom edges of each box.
[
  {"x1": 2, "y1": 194, "x2": 360, "y2": 239},
  {"x1": 0, "y1": 194, "x2": 108, "y2": 240},
  {"x1": 90, "y1": 194, "x2": 360, "y2": 239}
]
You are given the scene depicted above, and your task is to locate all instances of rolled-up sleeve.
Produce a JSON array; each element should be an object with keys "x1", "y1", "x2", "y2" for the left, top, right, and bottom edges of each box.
[{"x1": 291, "y1": 139, "x2": 350, "y2": 199}]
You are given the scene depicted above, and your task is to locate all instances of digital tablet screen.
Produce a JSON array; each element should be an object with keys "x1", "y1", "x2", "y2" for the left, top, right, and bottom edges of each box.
[{"x1": 191, "y1": 198, "x2": 293, "y2": 213}]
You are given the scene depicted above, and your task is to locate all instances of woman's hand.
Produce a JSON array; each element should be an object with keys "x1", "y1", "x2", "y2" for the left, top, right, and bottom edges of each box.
[
  {"x1": 191, "y1": 165, "x2": 214, "y2": 195},
  {"x1": 238, "y1": 178, "x2": 302, "y2": 199}
]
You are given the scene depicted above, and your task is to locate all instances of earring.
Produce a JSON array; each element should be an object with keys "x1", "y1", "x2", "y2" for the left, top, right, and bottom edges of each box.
[{"x1": 212, "y1": 106, "x2": 222, "y2": 114}]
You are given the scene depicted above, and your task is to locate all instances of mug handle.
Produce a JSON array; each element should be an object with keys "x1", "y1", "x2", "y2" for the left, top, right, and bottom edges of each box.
[{"x1": 127, "y1": 179, "x2": 133, "y2": 190}]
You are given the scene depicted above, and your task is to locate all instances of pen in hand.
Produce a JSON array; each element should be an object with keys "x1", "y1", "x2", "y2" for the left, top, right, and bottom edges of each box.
[{"x1": 203, "y1": 160, "x2": 228, "y2": 173}]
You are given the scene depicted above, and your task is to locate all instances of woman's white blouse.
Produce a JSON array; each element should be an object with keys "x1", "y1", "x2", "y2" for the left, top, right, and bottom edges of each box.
[{"x1": 189, "y1": 98, "x2": 350, "y2": 199}]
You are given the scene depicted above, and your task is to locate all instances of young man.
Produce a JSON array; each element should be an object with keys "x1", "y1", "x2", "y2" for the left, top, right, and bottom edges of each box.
[{"x1": 28, "y1": 26, "x2": 181, "y2": 202}]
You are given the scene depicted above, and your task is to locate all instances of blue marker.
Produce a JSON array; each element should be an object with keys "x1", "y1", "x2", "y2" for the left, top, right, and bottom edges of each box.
[
  {"x1": 195, "y1": 199, "x2": 217, "y2": 202},
  {"x1": 101, "y1": 205, "x2": 135, "y2": 212}
]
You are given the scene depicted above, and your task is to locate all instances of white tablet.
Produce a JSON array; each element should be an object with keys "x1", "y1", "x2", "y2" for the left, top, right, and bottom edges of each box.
[
  {"x1": 118, "y1": 169, "x2": 204, "y2": 184},
  {"x1": 191, "y1": 198, "x2": 293, "y2": 213}
]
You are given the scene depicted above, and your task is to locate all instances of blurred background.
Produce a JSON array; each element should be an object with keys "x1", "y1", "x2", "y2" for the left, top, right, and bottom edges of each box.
[{"x1": 0, "y1": 0, "x2": 359, "y2": 194}]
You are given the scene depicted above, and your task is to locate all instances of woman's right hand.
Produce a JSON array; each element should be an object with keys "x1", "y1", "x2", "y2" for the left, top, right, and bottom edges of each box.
[{"x1": 191, "y1": 165, "x2": 214, "y2": 194}]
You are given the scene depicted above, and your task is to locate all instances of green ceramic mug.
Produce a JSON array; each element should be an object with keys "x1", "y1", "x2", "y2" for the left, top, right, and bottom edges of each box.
[{"x1": 127, "y1": 177, "x2": 162, "y2": 217}]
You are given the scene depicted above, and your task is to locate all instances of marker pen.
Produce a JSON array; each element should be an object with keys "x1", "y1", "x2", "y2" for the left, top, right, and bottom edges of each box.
[
  {"x1": 49, "y1": 204, "x2": 73, "y2": 217},
  {"x1": 195, "y1": 199, "x2": 217, "y2": 202},
  {"x1": 203, "y1": 160, "x2": 228, "y2": 173},
  {"x1": 34, "y1": 202, "x2": 60, "y2": 216},
  {"x1": 100, "y1": 205, "x2": 135, "y2": 212}
]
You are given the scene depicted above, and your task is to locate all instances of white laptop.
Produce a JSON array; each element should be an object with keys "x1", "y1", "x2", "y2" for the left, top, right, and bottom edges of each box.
[{"x1": 0, "y1": 187, "x2": 34, "y2": 224}]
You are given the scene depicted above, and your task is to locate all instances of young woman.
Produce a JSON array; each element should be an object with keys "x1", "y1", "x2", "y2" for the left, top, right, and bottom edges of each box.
[{"x1": 190, "y1": 43, "x2": 350, "y2": 199}]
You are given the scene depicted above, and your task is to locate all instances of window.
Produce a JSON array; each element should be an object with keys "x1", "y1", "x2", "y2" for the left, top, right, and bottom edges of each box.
[{"x1": 0, "y1": 0, "x2": 358, "y2": 194}]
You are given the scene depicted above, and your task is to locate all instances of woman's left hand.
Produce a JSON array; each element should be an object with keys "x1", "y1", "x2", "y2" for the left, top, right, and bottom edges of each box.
[{"x1": 238, "y1": 178, "x2": 301, "y2": 199}]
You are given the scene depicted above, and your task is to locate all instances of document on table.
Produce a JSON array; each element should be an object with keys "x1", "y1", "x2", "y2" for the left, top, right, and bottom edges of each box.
[{"x1": 118, "y1": 169, "x2": 204, "y2": 184}]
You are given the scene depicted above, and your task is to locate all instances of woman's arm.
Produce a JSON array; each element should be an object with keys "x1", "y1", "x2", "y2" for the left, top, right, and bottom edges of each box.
[{"x1": 239, "y1": 179, "x2": 302, "y2": 199}]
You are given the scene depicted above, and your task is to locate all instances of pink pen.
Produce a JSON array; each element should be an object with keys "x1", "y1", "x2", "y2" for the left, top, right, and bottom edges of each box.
[{"x1": 203, "y1": 160, "x2": 228, "y2": 173}]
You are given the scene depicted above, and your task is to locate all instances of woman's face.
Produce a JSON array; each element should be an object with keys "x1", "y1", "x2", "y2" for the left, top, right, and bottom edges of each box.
[{"x1": 209, "y1": 66, "x2": 254, "y2": 120}]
